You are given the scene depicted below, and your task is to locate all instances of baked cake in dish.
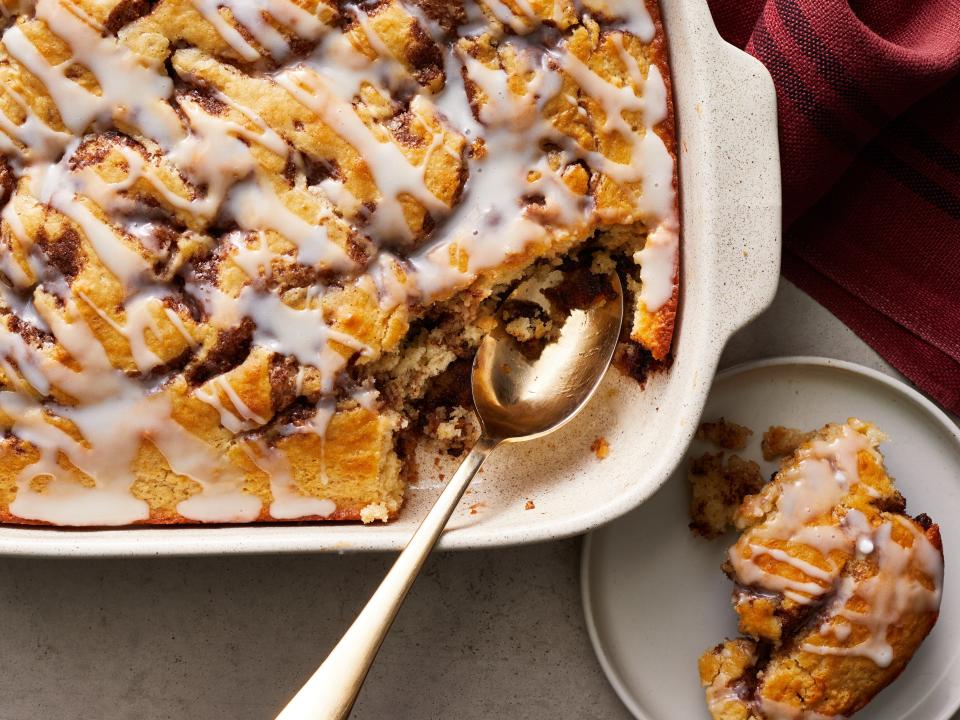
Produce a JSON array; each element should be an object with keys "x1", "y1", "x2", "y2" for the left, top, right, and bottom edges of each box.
[
  {"x1": 0, "y1": 0, "x2": 678, "y2": 525},
  {"x1": 699, "y1": 419, "x2": 944, "y2": 719}
]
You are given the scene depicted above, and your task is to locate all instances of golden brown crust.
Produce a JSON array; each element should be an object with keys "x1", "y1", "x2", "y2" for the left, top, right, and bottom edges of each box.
[
  {"x1": 632, "y1": 0, "x2": 678, "y2": 361},
  {"x1": 698, "y1": 638, "x2": 760, "y2": 720}
]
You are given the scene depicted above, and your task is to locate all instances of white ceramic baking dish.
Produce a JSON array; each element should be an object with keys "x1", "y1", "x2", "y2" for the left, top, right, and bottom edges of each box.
[{"x1": 0, "y1": 0, "x2": 781, "y2": 556}]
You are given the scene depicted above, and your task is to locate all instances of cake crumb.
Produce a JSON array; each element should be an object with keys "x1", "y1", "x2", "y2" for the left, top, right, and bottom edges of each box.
[
  {"x1": 697, "y1": 418, "x2": 753, "y2": 450},
  {"x1": 468, "y1": 502, "x2": 485, "y2": 515},
  {"x1": 689, "y1": 452, "x2": 764, "y2": 539},
  {"x1": 762, "y1": 425, "x2": 815, "y2": 460},
  {"x1": 524, "y1": 500, "x2": 535, "y2": 510},
  {"x1": 591, "y1": 436, "x2": 610, "y2": 459},
  {"x1": 360, "y1": 502, "x2": 390, "y2": 524}
]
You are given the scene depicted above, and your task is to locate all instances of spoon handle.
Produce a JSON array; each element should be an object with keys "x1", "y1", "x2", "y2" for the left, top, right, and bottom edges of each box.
[{"x1": 275, "y1": 434, "x2": 500, "y2": 720}]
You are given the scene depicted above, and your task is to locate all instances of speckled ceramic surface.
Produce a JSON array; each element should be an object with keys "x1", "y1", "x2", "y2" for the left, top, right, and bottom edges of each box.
[{"x1": 0, "y1": 0, "x2": 781, "y2": 556}]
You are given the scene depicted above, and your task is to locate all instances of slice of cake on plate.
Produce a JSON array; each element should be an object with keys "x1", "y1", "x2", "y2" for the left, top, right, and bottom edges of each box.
[{"x1": 699, "y1": 419, "x2": 944, "y2": 719}]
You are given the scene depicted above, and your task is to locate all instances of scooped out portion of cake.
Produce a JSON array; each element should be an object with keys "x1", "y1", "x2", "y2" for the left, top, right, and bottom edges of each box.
[
  {"x1": 0, "y1": 0, "x2": 679, "y2": 525},
  {"x1": 699, "y1": 419, "x2": 944, "y2": 719}
]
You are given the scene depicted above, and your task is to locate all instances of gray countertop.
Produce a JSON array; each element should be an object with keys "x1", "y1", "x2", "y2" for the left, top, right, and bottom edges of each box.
[{"x1": 0, "y1": 279, "x2": 953, "y2": 720}]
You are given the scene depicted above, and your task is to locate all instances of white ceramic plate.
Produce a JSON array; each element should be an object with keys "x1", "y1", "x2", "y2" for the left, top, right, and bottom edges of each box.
[{"x1": 582, "y1": 357, "x2": 960, "y2": 720}]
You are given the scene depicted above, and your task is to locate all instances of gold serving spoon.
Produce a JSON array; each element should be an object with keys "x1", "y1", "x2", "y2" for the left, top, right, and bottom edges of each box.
[{"x1": 276, "y1": 268, "x2": 624, "y2": 720}]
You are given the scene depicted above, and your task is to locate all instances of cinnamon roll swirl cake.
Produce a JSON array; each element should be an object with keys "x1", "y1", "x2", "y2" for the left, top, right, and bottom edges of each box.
[
  {"x1": 699, "y1": 420, "x2": 944, "y2": 719},
  {"x1": 0, "y1": 0, "x2": 678, "y2": 525}
]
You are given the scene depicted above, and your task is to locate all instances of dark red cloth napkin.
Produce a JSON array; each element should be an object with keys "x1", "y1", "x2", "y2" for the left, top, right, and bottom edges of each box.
[{"x1": 707, "y1": 0, "x2": 960, "y2": 413}]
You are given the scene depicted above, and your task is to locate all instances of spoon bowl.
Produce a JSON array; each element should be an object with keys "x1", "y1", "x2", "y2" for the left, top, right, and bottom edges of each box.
[
  {"x1": 472, "y1": 272, "x2": 624, "y2": 442},
  {"x1": 276, "y1": 263, "x2": 624, "y2": 720}
]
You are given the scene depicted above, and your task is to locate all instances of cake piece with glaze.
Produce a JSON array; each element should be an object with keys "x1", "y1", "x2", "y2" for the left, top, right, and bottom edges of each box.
[{"x1": 699, "y1": 419, "x2": 944, "y2": 719}]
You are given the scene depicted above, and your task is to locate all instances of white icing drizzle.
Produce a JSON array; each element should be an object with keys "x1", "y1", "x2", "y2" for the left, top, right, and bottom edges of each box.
[
  {"x1": 195, "y1": 375, "x2": 268, "y2": 434},
  {"x1": 729, "y1": 424, "x2": 872, "y2": 605},
  {"x1": 2, "y1": 300, "x2": 254, "y2": 525},
  {"x1": 481, "y1": 0, "x2": 533, "y2": 33},
  {"x1": 238, "y1": 287, "x2": 370, "y2": 393},
  {"x1": 273, "y1": 66, "x2": 449, "y2": 243},
  {"x1": 0, "y1": 199, "x2": 38, "y2": 286},
  {"x1": 730, "y1": 423, "x2": 943, "y2": 672},
  {"x1": 226, "y1": 175, "x2": 353, "y2": 271},
  {"x1": 635, "y1": 216, "x2": 678, "y2": 311},
  {"x1": 5, "y1": 0, "x2": 184, "y2": 146},
  {"x1": 801, "y1": 516, "x2": 942, "y2": 668},
  {"x1": 207, "y1": 0, "x2": 327, "y2": 61},
  {"x1": 0, "y1": 75, "x2": 73, "y2": 161},
  {"x1": 190, "y1": 0, "x2": 262, "y2": 62},
  {"x1": 75, "y1": 289, "x2": 165, "y2": 372},
  {"x1": 33, "y1": 154, "x2": 152, "y2": 286},
  {"x1": 0, "y1": 0, "x2": 676, "y2": 524},
  {"x1": 409, "y1": 30, "x2": 677, "y2": 307},
  {"x1": 228, "y1": 230, "x2": 275, "y2": 280},
  {"x1": 349, "y1": 5, "x2": 397, "y2": 65},
  {"x1": 243, "y1": 433, "x2": 337, "y2": 520}
]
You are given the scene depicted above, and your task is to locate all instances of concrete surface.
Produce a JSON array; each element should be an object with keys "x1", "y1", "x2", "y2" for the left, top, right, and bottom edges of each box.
[{"x1": 0, "y1": 278, "x2": 955, "y2": 720}]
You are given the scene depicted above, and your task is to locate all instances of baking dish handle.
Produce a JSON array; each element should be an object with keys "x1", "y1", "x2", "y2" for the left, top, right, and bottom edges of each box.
[
  {"x1": 707, "y1": 40, "x2": 782, "y2": 339},
  {"x1": 665, "y1": 0, "x2": 783, "y2": 341}
]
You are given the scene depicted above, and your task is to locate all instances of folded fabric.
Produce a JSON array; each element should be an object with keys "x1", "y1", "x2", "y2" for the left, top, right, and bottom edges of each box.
[{"x1": 708, "y1": 0, "x2": 960, "y2": 413}]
